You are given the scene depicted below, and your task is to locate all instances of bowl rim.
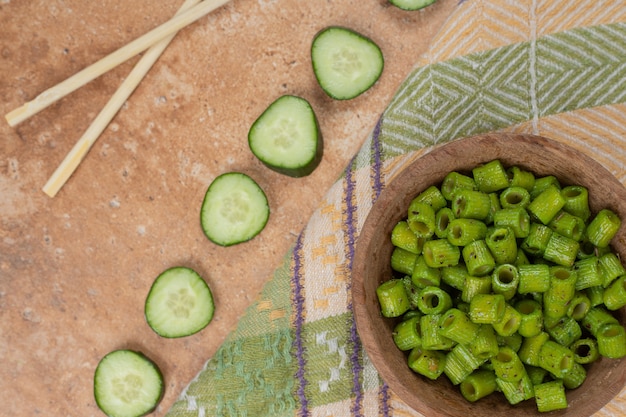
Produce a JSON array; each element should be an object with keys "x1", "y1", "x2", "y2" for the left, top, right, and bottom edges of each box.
[{"x1": 352, "y1": 132, "x2": 626, "y2": 417}]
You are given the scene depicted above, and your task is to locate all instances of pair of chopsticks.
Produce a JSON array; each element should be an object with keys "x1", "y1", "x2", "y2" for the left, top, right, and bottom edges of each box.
[{"x1": 5, "y1": 0, "x2": 231, "y2": 198}]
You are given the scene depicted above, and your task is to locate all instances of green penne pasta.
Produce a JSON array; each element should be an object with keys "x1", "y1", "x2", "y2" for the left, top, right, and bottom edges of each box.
[
  {"x1": 491, "y1": 346, "x2": 525, "y2": 382},
  {"x1": 518, "y1": 332, "x2": 550, "y2": 367},
  {"x1": 496, "y1": 372, "x2": 535, "y2": 405},
  {"x1": 393, "y1": 315, "x2": 422, "y2": 351},
  {"x1": 563, "y1": 362, "x2": 587, "y2": 390},
  {"x1": 472, "y1": 160, "x2": 509, "y2": 193},
  {"x1": 566, "y1": 292, "x2": 591, "y2": 320},
  {"x1": 444, "y1": 343, "x2": 486, "y2": 385},
  {"x1": 526, "y1": 365, "x2": 548, "y2": 385},
  {"x1": 528, "y1": 184, "x2": 566, "y2": 225},
  {"x1": 492, "y1": 304, "x2": 522, "y2": 337},
  {"x1": 603, "y1": 275, "x2": 626, "y2": 310},
  {"x1": 586, "y1": 208, "x2": 621, "y2": 248},
  {"x1": 599, "y1": 252, "x2": 626, "y2": 287},
  {"x1": 521, "y1": 223, "x2": 553, "y2": 257},
  {"x1": 391, "y1": 221, "x2": 422, "y2": 254},
  {"x1": 438, "y1": 308, "x2": 479, "y2": 345},
  {"x1": 469, "y1": 324, "x2": 499, "y2": 360},
  {"x1": 597, "y1": 323, "x2": 626, "y2": 359},
  {"x1": 543, "y1": 233, "x2": 579, "y2": 267},
  {"x1": 422, "y1": 239, "x2": 460, "y2": 268},
  {"x1": 561, "y1": 185, "x2": 591, "y2": 221},
  {"x1": 407, "y1": 347, "x2": 447, "y2": 380},
  {"x1": 546, "y1": 316, "x2": 581, "y2": 348},
  {"x1": 581, "y1": 307, "x2": 619, "y2": 337},
  {"x1": 462, "y1": 239, "x2": 496, "y2": 276},
  {"x1": 434, "y1": 207, "x2": 456, "y2": 239},
  {"x1": 452, "y1": 189, "x2": 492, "y2": 220},
  {"x1": 459, "y1": 369, "x2": 498, "y2": 402},
  {"x1": 491, "y1": 264, "x2": 519, "y2": 300},
  {"x1": 412, "y1": 185, "x2": 448, "y2": 212},
  {"x1": 538, "y1": 340, "x2": 575, "y2": 378},
  {"x1": 586, "y1": 285, "x2": 605, "y2": 307},
  {"x1": 447, "y1": 218, "x2": 488, "y2": 246},
  {"x1": 441, "y1": 264, "x2": 468, "y2": 291},
  {"x1": 486, "y1": 227, "x2": 518, "y2": 264},
  {"x1": 391, "y1": 247, "x2": 417, "y2": 275},
  {"x1": 548, "y1": 210, "x2": 585, "y2": 241},
  {"x1": 493, "y1": 207, "x2": 531, "y2": 238},
  {"x1": 401, "y1": 276, "x2": 421, "y2": 310},
  {"x1": 411, "y1": 255, "x2": 441, "y2": 288},
  {"x1": 417, "y1": 286, "x2": 453, "y2": 315},
  {"x1": 573, "y1": 256, "x2": 603, "y2": 290},
  {"x1": 534, "y1": 380, "x2": 567, "y2": 412},
  {"x1": 469, "y1": 293, "x2": 505, "y2": 324},
  {"x1": 420, "y1": 314, "x2": 456, "y2": 351},
  {"x1": 499, "y1": 186, "x2": 531, "y2": 209},
  {"x1": 570, "y1": 338, "x2": 600, "y2": 364},
  {"x1": 441, "y1": 171, "x2": 477, "y2": 201},
  {"x1": 407, "y1": 201, "x2": 436, "y2": 238},
  {"x1": 376, "y1": 279, "x2": 411, "y2": 317},
  {"x1": 515, "y1": 299, "x2": 543, "y2": 338},
  {"x1": 461, "y1": 274, "x2": 492, "y2": 303},
  {"x1": 530, "y1": 175, "x2": 561, "y2": 200},
  {"x1": 517, "y1": 263, "x2": 550, "y2": 294},
  {"x1": 484, "y1": 192, "x2": 501, "y2": 225},
  {"x1": 507, "y1": 166, "x2": 535, "y2": 191},
  {"x1": 543, "y1": 266, "x2": 577, "y2": 319}
]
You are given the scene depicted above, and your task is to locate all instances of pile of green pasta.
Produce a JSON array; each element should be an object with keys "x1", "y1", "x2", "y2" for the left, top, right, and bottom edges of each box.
[{"x1": 376, "y1": 159, "x2": 626, "y2": 412}]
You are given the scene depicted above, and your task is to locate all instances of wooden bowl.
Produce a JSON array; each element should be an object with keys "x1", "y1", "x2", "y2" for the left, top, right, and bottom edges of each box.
[{"x1": 353, "y1": 133, "x2": 626, "y2": 416}]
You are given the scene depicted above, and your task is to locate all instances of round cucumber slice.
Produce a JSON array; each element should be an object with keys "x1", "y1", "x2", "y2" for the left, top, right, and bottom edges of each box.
[
  {"x1": 248, "y1": 95, "x2": 323, "y2": 177},
  {"x1": 145, "y1": 266, "x2": 214, "y2": 338},
  {"x1": 200, "y1": 172, "x2": 270, "y2": 246},
  {"x1": 94, "y1": 349, "x2": 164, "y2": 417},
  {"x1": 389, "y1": 0, "x2": 438, "y2": 11},
  {"x1": 311, "y1": 26, "x2": 384, "y2": 100}
]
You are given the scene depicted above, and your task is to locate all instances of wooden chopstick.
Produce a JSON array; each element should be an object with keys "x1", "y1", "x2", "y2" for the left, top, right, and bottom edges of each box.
[
  {"x1": 5, "y1": 0, "x2": 231, "y2": 127},
  {"x1": 42, "y1": 0, "x2": 203, "y2": 198}
]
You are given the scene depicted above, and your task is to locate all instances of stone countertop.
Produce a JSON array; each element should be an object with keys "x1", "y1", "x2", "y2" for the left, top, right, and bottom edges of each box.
[{"x1": 0, "y1": 0, "x2": 456, "y2": 415}]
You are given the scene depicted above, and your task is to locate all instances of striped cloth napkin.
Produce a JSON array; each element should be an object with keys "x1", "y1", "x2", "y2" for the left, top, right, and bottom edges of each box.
[{"x1": 167, "y1": 0, "x2": 626, "y2": 415}]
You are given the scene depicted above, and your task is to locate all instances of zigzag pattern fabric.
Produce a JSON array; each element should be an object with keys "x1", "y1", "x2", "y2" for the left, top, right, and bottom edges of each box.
[{"x1": 167, "y1": 1, "x2": 626, "y2": 416}]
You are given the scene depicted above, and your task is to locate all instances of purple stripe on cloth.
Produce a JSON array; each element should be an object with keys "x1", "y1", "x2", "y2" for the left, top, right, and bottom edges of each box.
[
  {"x1": 343, "y1": 155, "x2": 364, "y2": 417},
  {"x1": 380, "y1": 382, "x2": 391, "y2": 417},
  {"x1": 371, "y1": 118, "x2": 390, "y2": 416},
  {"x1": 371, "y1": 116, "x2": 385, "y2": 201},
  {"x1": 292, "y1": 233, "x2": 309, "y2": 416}
]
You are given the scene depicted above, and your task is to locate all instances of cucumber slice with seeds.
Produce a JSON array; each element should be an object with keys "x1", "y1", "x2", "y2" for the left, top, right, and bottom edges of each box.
[
  {"x1": 311, "y1": 26, "x2": 384, "y2": 100},
  {"x1": 145, "y1": 266, "x2": 214, "y2": 338},
  {"x1": 94, "y1": 349, "x2": 164, "y2": 417},
  {"x1": 248, "y1": 95, "x2": 323, "y2": 177},
  {"x1": 200, "y1": 172, "x2": 269, "y2": 246},
  {"x1": 389, "y1": 0, "x2": 438, "y2": 11}
]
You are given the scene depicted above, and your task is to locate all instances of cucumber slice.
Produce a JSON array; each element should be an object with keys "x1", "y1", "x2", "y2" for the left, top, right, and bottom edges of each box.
[
  {"x1": 389, "y1": 0, "x2": 437, "y2": 11},
  {"x1": 145, "y1": 266, "x2": 214, "y2": 338},
  {"x1": 94, "y1": 349, "x2": 164, "y2": 417},
  {"x1": 248, "y1": 95, "x2": 323, "y2": 177},
  {"x1": 311, "y1": 26, "x2": 384, "y2": 100},
  {"x1": 200, "y1": 172, "x2": 269, "y2": 246}
]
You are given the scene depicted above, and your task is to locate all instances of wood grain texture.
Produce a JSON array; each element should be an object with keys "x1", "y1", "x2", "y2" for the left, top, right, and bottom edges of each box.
[{"x1": 353, "y1": 133, "x2": 626, "y2": 417}]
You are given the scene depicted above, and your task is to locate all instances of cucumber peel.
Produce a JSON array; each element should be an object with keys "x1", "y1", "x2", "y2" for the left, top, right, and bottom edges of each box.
[
  {"x1": 94, "y1": 349, "x2": 164, "y2": 417},
  {"x1": 200, "y1": 172, "x2": 270, "y2": 246},
  {"x1": 311, "y1": 26, "x2": 384, "y2": 100},
  {"x1": 248, "y1": 95, "x2": 323, "y2": 177},
  {"x1": 145, "y1": 266, "x2": 215, "y2": 338}
]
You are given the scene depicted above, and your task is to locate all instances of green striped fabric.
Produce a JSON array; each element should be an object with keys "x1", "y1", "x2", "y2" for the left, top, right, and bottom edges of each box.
[{"x1": 167, "y1": 2, "x2": 626, "y2": 416}]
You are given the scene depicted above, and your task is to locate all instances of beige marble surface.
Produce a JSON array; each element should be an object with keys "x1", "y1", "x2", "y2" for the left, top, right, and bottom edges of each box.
[{"x1": 0, "y1": 0, "x2": 456, "y2": 415}]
